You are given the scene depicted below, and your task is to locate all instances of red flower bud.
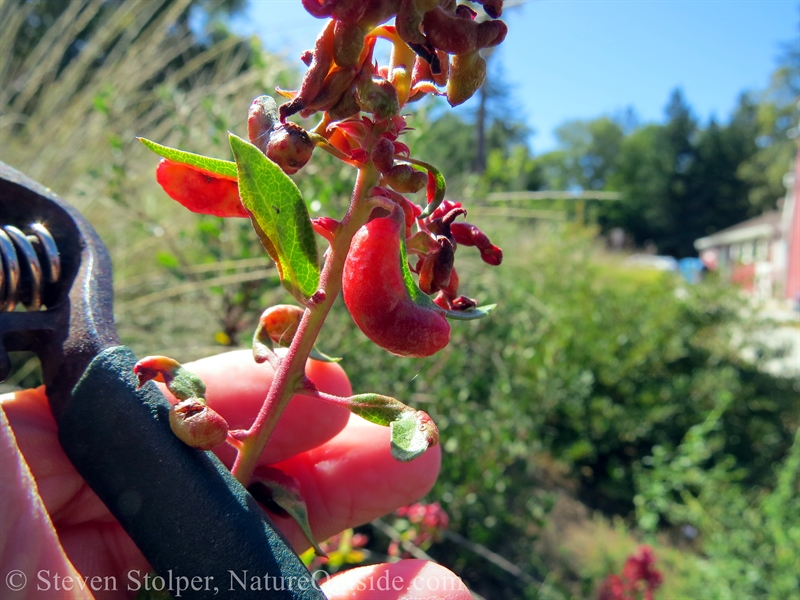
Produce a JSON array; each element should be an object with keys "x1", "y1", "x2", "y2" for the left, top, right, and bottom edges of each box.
[
  {"x1": 302, "y1": 0, "x2": 336, "y2": 19},
  {"x1": 331, "y1": 0, "x2": 369, "y2": 23},
  {"x1": 449, "y1": 222, "x2": 503, "y2": 265},
  {"x1": 257, "y1": 304, "x2": 306, "y2": 347},
  {"x1": 305, "y1": 65, "x2": 360, "y2": 113},
  {"x1": 455, "y1": 4, "x2": 477, "y2": 19},
  {"x1": 411, "y1": 56, "x2": 435, "y2": 87},
  {"x1": 431, "y1": 50, "x2": 449, "y2": 87},
  {"x1": 279, "y1": 20, "x2": 335, "y2": 120},
  {"x1": 371, "y1": 137, "x2": 396, "y2": 174},
  {"x1": 386, "y1": 164, "x2": 427, "y2": 193},
  {"x1": 327, "y1": 87, "x2": 360, "y2": 120},
  {"x1": 169, "y1": 398, "x2": 229, "y2": 450},
  {"x1": 333, "y1": 20, "x2": 368, "y2": 68},
  {"x1": 266, "y1": 122, "x2": 315, "y2": 174},
  {"x1": 449, "y1": 222, "x2": 489, "y2": 247},
  {"x1": 475, "y1": 0, "x2": 503, "y2": 19},
  {"x1": 428, "y1": 199, "x2": 462, "y2": 221},
  {"x1": 476, "y1": 19, "x2": 507, "y2": 49},
  {"x1": 451, "y1": 295, "x2": 478, "y2": 310},
  {"x1": 422, "y1": 7, "x2": 477, "y2": 55},
  {"x1": 417, "y1": 236, "x2": 455, "y2": 294},
  {"x1": 396, "y1": 0, "x2": 428, "y2": 47},
  {"x1": 479, "y1": 245, "x2": 503, "y2": 266},
  {"x1": 311, "y1": 216, "x2": 341, "y2": 242},
  {"x1": 134, "y1": 355, "x2": 180, "y2": 388},
  {"x1": 356, "y1": 74, "x2": 400, "y2": 120},
  {"x1": 371, "y1": 185, "x2": 421, "y2": 236},
  {"x1": 446, "y1": 50, "x2": 486, "y2": 107}
]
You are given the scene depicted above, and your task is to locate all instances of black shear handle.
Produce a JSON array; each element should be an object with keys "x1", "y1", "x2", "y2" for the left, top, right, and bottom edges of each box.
[{"x1": 62, "y1": 346, "x2": 324, "y2": 600}]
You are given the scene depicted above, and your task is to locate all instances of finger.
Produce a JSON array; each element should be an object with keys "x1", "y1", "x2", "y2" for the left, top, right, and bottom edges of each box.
[
  {"x1": 0, "y1": 404, "x2": 96, "y2": 599},
  {"x1": 0, "y1": 389, "x2": 106, "y2": 525},
  {"x1": 169, "y1": 350, "x2": 352, "y2": 465},
  {"x1": 263, "y1": 415, "x2": 441, "y2": 551},
  {"x1": 3, "y1": 355, "x2": 441, "y2": 558},
  {"x1": 2, "y1": 349, "x2": 353, "y2": 520},
  {"x1": 320, "y1": 560, "x2": 472, "y2": 600}
]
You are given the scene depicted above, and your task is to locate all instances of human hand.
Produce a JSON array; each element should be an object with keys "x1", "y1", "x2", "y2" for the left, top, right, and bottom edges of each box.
[{"x1": 0, "y1": 350, "x2": 471, "y2": 599}]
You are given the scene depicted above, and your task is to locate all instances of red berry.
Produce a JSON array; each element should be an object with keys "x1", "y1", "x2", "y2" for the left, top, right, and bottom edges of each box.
[
  {"x1": 343, "y1": 206, "x2": 450, "y2": 358},
  {"x1": 169, "y1": 399, "x2": 229, "y2": 450},
  {"x1": 266, "y1": 122, "x2": 315, "y2": 174}
]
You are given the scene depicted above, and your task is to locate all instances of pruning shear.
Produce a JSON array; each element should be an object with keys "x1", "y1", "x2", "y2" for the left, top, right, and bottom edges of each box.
[{"x1": 0, "y1": 161, "x2": 323, "y2": 600}]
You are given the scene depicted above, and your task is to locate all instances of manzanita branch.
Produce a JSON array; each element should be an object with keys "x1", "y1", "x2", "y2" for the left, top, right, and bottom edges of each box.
[
  {"x1": 142, "y1": 0, "x2": 509, "y2": 538},
  {"x1": 230, "y1": 163, "x2": 381, "y2": 485}
]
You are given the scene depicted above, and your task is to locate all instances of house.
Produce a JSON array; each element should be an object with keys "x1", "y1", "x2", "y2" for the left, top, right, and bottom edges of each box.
[{"x1": 694, "y1": 152, "x2": 799, "y2": 301}]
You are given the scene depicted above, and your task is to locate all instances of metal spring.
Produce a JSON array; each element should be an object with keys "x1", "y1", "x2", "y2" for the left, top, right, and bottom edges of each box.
[{"x1": 0, "y1": 223, "x2": 61, "y2": 311}]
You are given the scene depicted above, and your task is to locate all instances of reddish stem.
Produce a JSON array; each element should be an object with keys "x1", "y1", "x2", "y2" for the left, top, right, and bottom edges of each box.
[{"x1": 230, "y1": 164, "x2": 380, "y2": 485}]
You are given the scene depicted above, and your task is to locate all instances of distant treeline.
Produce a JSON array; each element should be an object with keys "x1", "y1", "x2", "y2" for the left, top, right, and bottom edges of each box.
[{"x1": 410, "y1": 48, "x2": 798, "y2": 257}]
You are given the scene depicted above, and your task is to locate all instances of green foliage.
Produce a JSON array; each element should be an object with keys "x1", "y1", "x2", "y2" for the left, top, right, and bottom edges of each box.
[
  {"x1": 139, "y1": 138, "x2": 238, "y2": 178},
  {"x1": 408, "y1": 60, "x2": 794, "y2": 258},
  {"x1": 636, "y1": 424, "x2": 800, "y2": 598},
  {"x1": 410, "y1": 108, "x2": 477, "y2": 182},
  {"x1": 322, "y1": 221, "x2": 798, "y2": 598},
  {"x1": 538, "y1": 117, "x2": 626, "y2": 191},
  {"x1": 482, "y1": 144, "x2": 544, "y2": 195},
  {"x1": 407, "y1": 100, "x2": 543, "y2": 197},
  {"x1": 230, "y1": 133, "x2": 320, "y2": 302},
  {"x1": 736, "y1": 45, "x2": 799, "y2": 215},
  {"x1": 605, "y1": 90, "x2": 753, "y2": 256}
]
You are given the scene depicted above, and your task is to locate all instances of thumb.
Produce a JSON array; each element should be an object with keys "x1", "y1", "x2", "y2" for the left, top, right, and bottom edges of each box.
[{"x1": 0, "y1": 405, "x2": 88, "y2": 599}]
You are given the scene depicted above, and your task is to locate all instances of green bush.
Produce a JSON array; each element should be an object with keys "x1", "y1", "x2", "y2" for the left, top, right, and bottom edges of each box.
[{"x1": 321, "y1": 221, "x2": 798, "y2": 598}]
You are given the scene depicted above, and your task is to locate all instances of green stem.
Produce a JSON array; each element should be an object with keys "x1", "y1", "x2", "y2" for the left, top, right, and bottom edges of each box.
[{"x1": 230, "y1": 164, "x2": 380, "y2": 485}]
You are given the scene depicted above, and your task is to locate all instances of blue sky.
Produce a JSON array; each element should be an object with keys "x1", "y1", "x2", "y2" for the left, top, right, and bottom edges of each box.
[{"x1": 232, "y1": 1, "x2": 798, "y2": 153}]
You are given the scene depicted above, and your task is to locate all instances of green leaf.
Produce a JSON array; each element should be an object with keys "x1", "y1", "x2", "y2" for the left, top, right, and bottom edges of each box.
[
  {"x1": 229, "y1": 133, "x2": 320, "y2": 302},
  {"x1": 310, "y1": 345, "x2": 342, "y2": 363},
  {"x1": 346, "y1": 393, "x2": 411, "y2": 426},
  {"x1": 390, "y1": 410, "x2": 439, "y2": 462},
  {"x1": 444, "y1": 303, "x2": 497, "y2": 320},
  {"x1": 416, "y1": 160, "x2": 446, "y2": 218},
  {"x1": 165, "y1": 364, "x2": 207, "y2": 401},
  {"x1": 343, "y1": 394, "x2": 439, "y2": 462},
  {"x1": 398, "y1": 232, "x2": 444, "y2": 312},
  {"x1": 251, "y1": 468, "x2": 325, "y2": 557},
  {"x1": 138, "y1": 138, "x2": 237, "y2": 179}
]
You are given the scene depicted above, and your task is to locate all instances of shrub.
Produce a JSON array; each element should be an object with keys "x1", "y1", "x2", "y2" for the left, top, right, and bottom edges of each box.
[{"x1": 323, "y1": 221, "x2": 798, "y2": 598}]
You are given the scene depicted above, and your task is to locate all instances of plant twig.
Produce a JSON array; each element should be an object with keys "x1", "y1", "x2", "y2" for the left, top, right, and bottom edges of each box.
[{"x1": 230, "y1": 164, "x2": 381, "y2": 485}]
